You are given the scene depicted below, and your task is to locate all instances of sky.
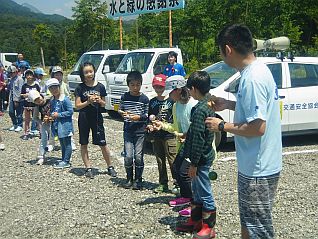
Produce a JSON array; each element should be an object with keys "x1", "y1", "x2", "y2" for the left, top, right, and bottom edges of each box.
[{"x1": 13, "y1": 0, "x2": 77, "y2": 19}]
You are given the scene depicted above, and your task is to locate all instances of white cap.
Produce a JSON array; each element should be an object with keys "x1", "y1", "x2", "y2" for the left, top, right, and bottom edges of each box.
[
  {"x1": 162, "y1": 75, "x2": 187, "y2": 97},
  {"x1": 28, "y1": 90, "x2": 41, "y2": 103},
  {"x1": 46, "y1": 78, "x2": 60, "y2": 88},
  {"x1": 51, "y1": 66, "x2": 63, "y2": 73}
]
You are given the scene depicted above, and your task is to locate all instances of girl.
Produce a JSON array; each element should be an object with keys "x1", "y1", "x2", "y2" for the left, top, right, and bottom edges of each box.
[
  {"x1": 154, "y1": 75, "x2": 197, "y2": 217},
  {"x1": 47, "y1": 78, "x2": 74, "y2": 169},
  {"x1": 20, "y1": 69, "x2": 40, "y2": 140},
  {"x1": 74, "y1": 62, "x2": 117, "y2": 179}
]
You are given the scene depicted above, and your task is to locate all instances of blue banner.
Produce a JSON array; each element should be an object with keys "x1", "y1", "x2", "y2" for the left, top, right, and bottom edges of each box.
[{"x1": 107, "y1": 0, "x2": 185, "y2": 19}]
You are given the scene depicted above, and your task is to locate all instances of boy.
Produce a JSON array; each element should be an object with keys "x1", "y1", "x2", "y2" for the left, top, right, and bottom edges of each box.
[
  {"x1": 176, "y1": 71, "x2": 216, "y2": 239},
  {"x1": 119, "y1": 71, "x2": 149, "y2": 190},
  {"x1": 28, "y1": 90, "x2": 52, "y2": 165},
  {"x1": 7, "y1": 65, "x2": 24, "y2": 132},
  {"x1": 147, "y1": 74, "x2": 176, "y2": 193}
]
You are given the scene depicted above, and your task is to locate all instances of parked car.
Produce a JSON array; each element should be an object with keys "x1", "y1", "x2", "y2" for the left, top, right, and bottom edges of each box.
[
  {"x1": 205, "y1": 56, "x2": 318, "y2": 147},
  {"x1": 105, "y1": 47, "x2": 183, "y2": 117},
  {"x1": 67, "y1": 50, "x2": 128, "y2": 95}
]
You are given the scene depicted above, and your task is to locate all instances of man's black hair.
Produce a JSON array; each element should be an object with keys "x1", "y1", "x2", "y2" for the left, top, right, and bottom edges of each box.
[
  {"x1": 168, "y1": 51, "x2": 178, "y2": 60},
  {"x1": 79, "y1": 62, "x2": 96, "y2": 83},
  {"x1": 186, "y1": 71, "x2": 210, "y2": 95},
  {"x1": 127, "y1": 70, "x2": 143, "y2": 86},
  {"x1": 216, "y1": 24, "x2": 253, "y2": 56}
]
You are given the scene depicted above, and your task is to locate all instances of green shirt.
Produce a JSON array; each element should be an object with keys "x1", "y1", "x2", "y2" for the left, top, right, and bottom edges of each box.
[{"x1": 181, "y1": 94, "x2": 215, "y2": 167}]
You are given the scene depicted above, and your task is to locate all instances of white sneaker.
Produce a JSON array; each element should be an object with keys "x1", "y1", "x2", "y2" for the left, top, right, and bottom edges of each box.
[
  {"x1": 9, "y1": 126, "x2": 16, "y2": 131},
  {"x1": 15, "y1": 126, "x2": 23, "y2": 132},
  {"x1": 46, "y1": 145, "x2": 54, "y2": 152},
  {"x1": 36, "y1": 156, "x2": 44, "y2": 165},
  {"x1": 0, "y1": 144, "x2": 5, "y2": 150}
]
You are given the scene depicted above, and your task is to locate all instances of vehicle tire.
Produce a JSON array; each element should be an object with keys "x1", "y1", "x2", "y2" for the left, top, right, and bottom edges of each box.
[{"x1": 107, "y1": 110, "x2": 121, "y2": 119}]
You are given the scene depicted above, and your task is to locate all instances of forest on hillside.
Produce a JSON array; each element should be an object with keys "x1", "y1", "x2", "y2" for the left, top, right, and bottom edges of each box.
[{"x1": 1, "y1": 0, "x2": 317, "y2": 72}]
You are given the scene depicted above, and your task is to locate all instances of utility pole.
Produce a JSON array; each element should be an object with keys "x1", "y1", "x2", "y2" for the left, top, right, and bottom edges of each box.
[
  {"x1": 169, "y1": 10, "x2": 172, "y2": 47},
  {"x1": 120, "y1": 17, "x2": 123, "y2": 49}
]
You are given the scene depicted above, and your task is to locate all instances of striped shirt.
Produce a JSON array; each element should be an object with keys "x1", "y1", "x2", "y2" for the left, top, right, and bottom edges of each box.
[{"x1": 120, "y1": 92, "x2": 149, "y2": 134}]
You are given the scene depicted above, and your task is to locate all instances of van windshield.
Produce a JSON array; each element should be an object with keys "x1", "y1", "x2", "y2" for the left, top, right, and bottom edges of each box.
[
  {"x1": 115, "y1": 52, "x2": 154, "y2": 74},
  {"x1": 203, "y1": 61, "x2": 237, "y2": 88},
  {"x1": 70, "y1": 54, "x2": 104, "y2": 75}
]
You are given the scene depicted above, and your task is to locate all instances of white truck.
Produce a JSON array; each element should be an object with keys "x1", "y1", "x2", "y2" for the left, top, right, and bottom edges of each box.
[
  {"x1": 105, "y1": 47, "x2": 183, "y2": 117},
  {"x1": 0, "y1": 53, "x2": 18, "y2": 69},
  {"x1": 67, "y1": 50, "x2": 128, "y2": 95}
]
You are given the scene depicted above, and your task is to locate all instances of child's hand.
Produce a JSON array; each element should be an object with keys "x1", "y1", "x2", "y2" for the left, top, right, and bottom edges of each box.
[
  {"x1": 146, "y1": 124, "x2": 154, "y2": 132},
  {"x1": 129, "y1": 114, "x2": 140, "y2": 121},
  {"x1": 51, "y1": 112, "x2": 59, "y2": 119},
  {"x1": 152, "y1": 120, "x2": 163, "y2": 130},
  {"x1": 188, "y1": 165, "x2": 197, "y2": 179}
]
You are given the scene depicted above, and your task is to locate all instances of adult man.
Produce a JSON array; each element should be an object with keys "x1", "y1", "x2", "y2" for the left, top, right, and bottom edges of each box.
[
  {"x1": 163, "y1": 51, "x2": 186, "y2": 77},
  {"x1": 7, "y1": 65, "x2": 25, "y2": 132},
  {"x1": 205, "y1": 24, "x2": 282, "y2": 239},
  {"x1": 15, "y1": 53, "x2": 30, "y2": 70}
]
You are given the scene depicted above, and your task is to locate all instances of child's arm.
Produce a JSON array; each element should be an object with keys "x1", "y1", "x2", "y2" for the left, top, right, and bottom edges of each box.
[
  {"x1": 32, "y1": 106, "x2": 41, "y2": 124},
  {"x1": 187, "y1": 110, "x2": 207, "y2": 167},
  {"x1": 53, "y1": 98, "x2": 73, "y2": 119}
]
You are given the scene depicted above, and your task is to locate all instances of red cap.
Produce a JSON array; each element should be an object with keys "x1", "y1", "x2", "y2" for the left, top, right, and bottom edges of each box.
[{"x1": 152, "y1": 74, "x2": 167, "y2": 87}]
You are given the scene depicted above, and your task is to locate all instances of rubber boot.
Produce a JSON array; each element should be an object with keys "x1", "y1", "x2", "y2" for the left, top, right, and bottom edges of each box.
[
  {"x1": 133, "y1": 165, "x2": 144, "y2": 190},
  {"x1": 176, "y1": 203, "x2": 203, "y2": 232},
  {"x1": 192, "y1": 210, "x2": 216, "y2": 239},
  {"x1": 123, "y1": 166, "x2": 133, "y2": 189}
]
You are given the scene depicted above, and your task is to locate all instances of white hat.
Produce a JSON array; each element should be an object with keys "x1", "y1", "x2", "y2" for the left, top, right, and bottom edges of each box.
[
  {"x1": 51, "y1": 66, "x2": 63, "y2": 73},
  {"x1": 7, "y1": 65, "x2": 18, "y2": 73},
  {"x1": 28, "y1": 90, "x2": 41, "y2": 103},
  {"x1": 46, "y1": 78, "x2": 60, "y2": 88},
  {"x1": 162, "y1": 75, "x2": 187, "y2": 96}
]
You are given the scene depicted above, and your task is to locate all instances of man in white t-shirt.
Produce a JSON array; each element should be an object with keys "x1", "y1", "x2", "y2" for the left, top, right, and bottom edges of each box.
[{"x1": 205, "y1": 24, "x2": 282, "y2": 239}]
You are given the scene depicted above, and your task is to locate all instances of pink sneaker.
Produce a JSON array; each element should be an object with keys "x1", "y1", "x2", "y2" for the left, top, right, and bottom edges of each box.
[
  {"x1": 169, "y1": 197, "x2": 191, "y2": 207},
  {"x1": 179, "y1": 206, "x2": 191, "y2": 217}
]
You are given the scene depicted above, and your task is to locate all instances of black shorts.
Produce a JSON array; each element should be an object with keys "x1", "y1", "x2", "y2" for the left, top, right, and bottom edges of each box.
[{"x1": 78, "y1": 112, "x2": 106, "y2": 146}]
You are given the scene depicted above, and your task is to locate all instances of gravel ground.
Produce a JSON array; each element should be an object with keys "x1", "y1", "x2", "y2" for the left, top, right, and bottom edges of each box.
[{"x1": 0, "y1": 112, "x2": 317, "y2": 239}]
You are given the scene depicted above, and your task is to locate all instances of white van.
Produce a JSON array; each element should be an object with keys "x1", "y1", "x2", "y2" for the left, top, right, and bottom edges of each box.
[
  {"x1": 205, "y1": 57, "x2": 318, "y2": 147},
  {"x1": 0, "y1": 53, "x2": 18, "y2": 69},
  {"x1": 67, "y1": 50, "x2": 128, "y2": 94},
  {"x1": 105, "y1": 47, "x2": 183, "y2": 115}
]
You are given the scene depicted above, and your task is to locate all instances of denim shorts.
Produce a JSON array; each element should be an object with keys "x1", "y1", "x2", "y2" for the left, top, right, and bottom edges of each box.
[{"x1": 238, "y1": 172, "x2": 280, "y2": 239}]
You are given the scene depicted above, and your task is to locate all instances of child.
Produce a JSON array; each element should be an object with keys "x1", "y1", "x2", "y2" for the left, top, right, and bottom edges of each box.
[
  {"x1": 28, "y1": 90, "x2": 52, "y2": 165},
  {"x1": 153, "y1": 75, "x2": 197, "y2": 217},
  {"x1": 176, "y1": 71, "x2": 217, "y2": 239},
  {"x1": 119, "y1": 71, "x2": 149, "y2": 190},
  {"x1": 147, "y1": 74, "x2": 176, "y2": 193},
  {"x1": 74, "y1": 62, "x2": 117, "y2": 178},
  {"x1": 20, "y1": 69, "x2": 40, "y2": 140},
  {"x1": 7, "y1": 65, "x2": 24, "y2": 132},
  {"x1": 50, "y1": 66, "x2": 76, "y2": 151},
  {"x1": 47, "y1": 78, "x2": 74, "y2": 169}
]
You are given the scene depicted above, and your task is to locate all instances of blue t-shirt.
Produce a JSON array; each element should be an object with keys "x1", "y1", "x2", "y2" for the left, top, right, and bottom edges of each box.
[
  {"x1": 176, "y1": 97, "x2": 197, "y2": 133},
  {"x1": 234, "y1": 59, "x2": 282, "y2": 177},
  {"x1": 163, "y1": 63, "x2": 186, "y2": 77}
]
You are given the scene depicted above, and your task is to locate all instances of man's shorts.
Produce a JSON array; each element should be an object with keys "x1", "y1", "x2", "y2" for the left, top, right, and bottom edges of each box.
[
  {"x1": 238, "y1": 172, "x2": 280, "y2": 239},
  {"x1": 78, "y1": 112, "x2": 106, "y2": 146}
]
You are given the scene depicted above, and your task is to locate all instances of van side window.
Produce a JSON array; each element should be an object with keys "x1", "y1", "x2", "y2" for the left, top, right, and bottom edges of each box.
[
  {"x1": 289, "y1": 63, "x2": 318, "y2": 87},
  {"x1": 267, "y1": 63, "x2": 282, "y2": 89},
  {"x1": 153, "y1": 53, "x2": 169, "y2": 75},
  {"x1": 104, "y1": 54, "x2": 126, "y2": 72}
]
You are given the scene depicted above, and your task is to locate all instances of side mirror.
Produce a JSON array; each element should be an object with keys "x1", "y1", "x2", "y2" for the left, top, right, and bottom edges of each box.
[{"x1": 103, "y1": 65, "x2": 110, "y2": 74}]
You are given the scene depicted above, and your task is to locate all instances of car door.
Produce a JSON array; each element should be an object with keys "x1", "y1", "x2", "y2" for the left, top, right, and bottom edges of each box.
[
  {"x1": 266, "y1": 62, "x2": 289, "y2": 132},
  {"x1": 286, "y1": 62, "x2": 318, "y2": 131}
]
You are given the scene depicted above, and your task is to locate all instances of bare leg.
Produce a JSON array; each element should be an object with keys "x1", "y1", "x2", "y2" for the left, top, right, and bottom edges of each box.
[
  {"x1": 100, "y1": 145, "x2": 112, "y2": 167},
  {"x1": 80, "y1": 145, "x2": 91, "y2": 168},
  {"x1": 241, "y1": 226, "x2": 250, "y2": 239}
]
